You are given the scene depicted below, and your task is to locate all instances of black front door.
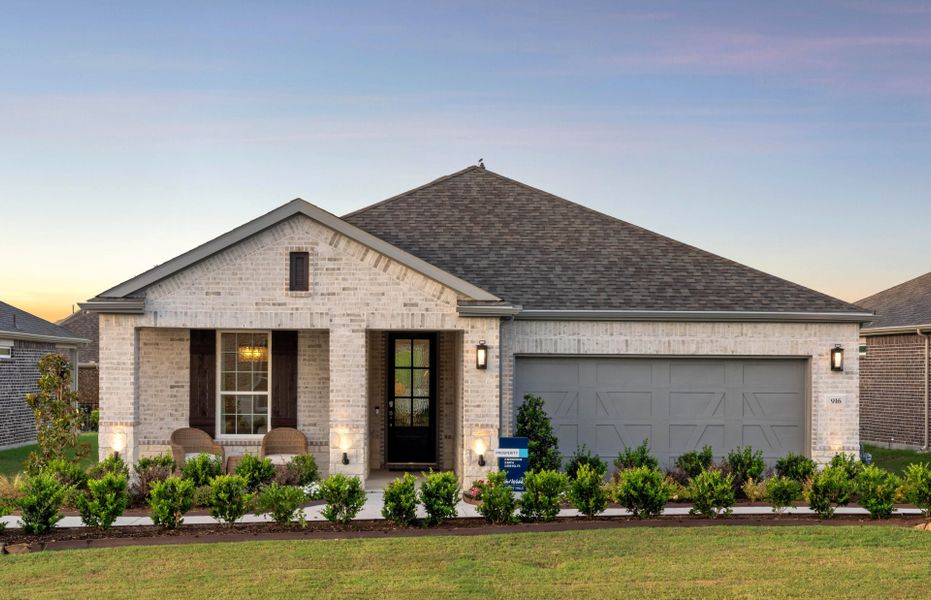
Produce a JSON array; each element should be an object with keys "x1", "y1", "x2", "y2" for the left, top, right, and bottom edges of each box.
[{"x1": 386, "y1": 332, "x2": 437, "y2": 465}]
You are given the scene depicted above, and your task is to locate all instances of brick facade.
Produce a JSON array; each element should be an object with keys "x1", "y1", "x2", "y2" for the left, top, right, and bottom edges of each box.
[
  {"x1": 860, "y1": 333, "x2": 929, "y2": 448},
  {"x1": 0, "y1": 341, "x2": 56, "y2": 448}
]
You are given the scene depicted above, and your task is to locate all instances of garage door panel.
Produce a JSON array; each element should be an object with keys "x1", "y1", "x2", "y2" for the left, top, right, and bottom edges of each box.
[
  {"x1": 555, "y1": 424, "x2": 579, "y2": 452},
  {"x1": 670, "y1": 392, "x2": 724, "y2": 417},
  {"x1": 595, "y1": 361, "x2": 653, "y2": 386},
  {"x1": 748, "y1": 392, "x2": 802, "y2": 419},
  {"x1": 670, "y1": 361, "x2": 726, "y2": 386},
  {"x1": 600, "y1": 391, "x2": 653, "y2": 418}
]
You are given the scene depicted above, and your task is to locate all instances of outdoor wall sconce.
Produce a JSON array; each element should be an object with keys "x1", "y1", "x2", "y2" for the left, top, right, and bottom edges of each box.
[
  {"x1": 340, "y1": 436, "x2": 350, "y2": 465},
  {"x1": 830, "y1": 345, "x2": 844, "y2": 372},
  {"x1": 342, "y1": 452, "x2": 349, "y2": 465},
  {"x1": 474, "y1": 438, "x2": 487, "y2": 466},
  {"x1": 111, "y1": 432, "x2": 125, "y2": 460},
  {"x1": 476, "y1": 341, "x2": 488, "y2": 369}
]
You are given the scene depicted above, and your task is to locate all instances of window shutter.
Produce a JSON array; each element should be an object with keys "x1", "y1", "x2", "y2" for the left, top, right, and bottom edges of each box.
[
  {"x1": 289, "y1": 252, "x2": 309, "y2": 291},
  {"x1": 272, "y1": 330, "x2": 298, "y2": 429},
  {"x1": 189, "y1": 329, "x2": 216, "y2": 437}
]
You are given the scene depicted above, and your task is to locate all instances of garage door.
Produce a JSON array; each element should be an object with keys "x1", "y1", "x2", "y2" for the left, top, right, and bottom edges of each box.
[{"x1": 514, "y1": 357, "x2": 806, "y2": 466}]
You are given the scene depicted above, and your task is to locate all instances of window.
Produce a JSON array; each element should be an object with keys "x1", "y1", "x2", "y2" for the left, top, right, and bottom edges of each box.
[
  {"x1": 0, "y1": 340, "x2": 11, "y2": 360},
  {"x1": 218, "y1": 332, "x2": 270, "y2": 436},
  {"x1": 289, "y1": 251, "x2": 309, "y2": 291}
]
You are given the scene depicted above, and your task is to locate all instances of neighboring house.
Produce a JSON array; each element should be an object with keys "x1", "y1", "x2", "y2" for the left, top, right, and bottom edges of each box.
[
  {"x1": 0, "y1": 300, "x2": 88, "y2": 450},
  {"x1": 857, "y1": 271, "x2": 931, "y2": 449},
  {"x1": 59, "y1": 309, "x2": 100, "y2": 410},
  {"x1": 81, "y1": 165, "x2": 870, "y2": 485}
]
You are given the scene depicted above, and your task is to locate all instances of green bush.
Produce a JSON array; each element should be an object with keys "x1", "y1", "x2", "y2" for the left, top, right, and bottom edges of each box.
[
  {"x1": 133, "y1": 453, "x2": 176, "y2": 504},
  {"x1": 516, "y1": 393, "x2": 562, "y2": 472},
  {"x1": 688, "y1": 469, "x2": 735, "y2": 518},
  {"x1": 87, "y1": 453, "x2": 130, "y2": 480},
  {"x1": 741, "y1": 477, "x2": 767, "y2": 502},
  {"x1": 320, "y1": 473, "x2": 366, "y2": 525},
  {"x1": 829, "y1": 453, "x2": 864, "y2": 480},
  {"x1": 193, "y1": 485, "x2": 212, "y2": 508},
  {"x1": 208, "y1": 474, "x2": 251, "y2": 525},
  {"x1": 419, "y1": 470, "x2": 460, "y2": 526},
  {"x1": 805, "y1": 466, "x2": 854, "y2": 519},
  {"x1": 476, "y1": 470, "x2": 516, "y2": 524},
  {"x1": 724, "y1": 446, "x2": 765, "y2": 492},
  {"x1": 856, "y1": 465, "x2": 900, "y2": 519},
  {"x1": 675, "y1": 446, "x2": 715, "y2": 479},
  {"x1": 148, "y1": 476, "x2": 195, "y2": 529},
  {"x1": 76, "y1": 473, "x2": 130, "y2": 529},
  {"x1": 17, "y1": 472, "x2": 70, "y2": 534},
  {"x1": 567, "y1": 463, "x2": 607, "y2": 518},
  {"x1": 765, "y1": 475, "x2": 802, "y2": 514},
  {"x1": 287, "y1": 454, "x2": 320, "y2": 486},
  {"x1": 255, "y1": 483, "x2": 307, "y2": 526},
  {"x1": 565, "y1": 445, "x2": 607, "y2": 480},
  {"x1": 24, "y1": 353, "x2": 89, "y2": 474},
  {"x1": 774, "y1": 452, "x2": 817, "y2": 483},
  {"x1": 519, "y1": 469, "x2": 568, "y2": 522},
  {"x1": 235, "y1": 454, "x2": 276, "y2": 491},
  {"x1": 614, "y1": 439, "x2": 659, "y2": 472},
  {"x1": 0, "y1": 502, "x2": 8, "y2": 532},
  {"x1": 612, "y1": 467, "x2": 669, "y2": 519},
  {"x1": 44, "y1": 458, "x2": 88, "y2": 493},
  {"x1": 181, "y1": 453, "x2": 223, "y2": 487},
  {"x1": 903, "y1": 462, "x2": 931, "y2": 515},
  {"x1": 382, "y1": 473, "x2": 419, "y2": 527}
]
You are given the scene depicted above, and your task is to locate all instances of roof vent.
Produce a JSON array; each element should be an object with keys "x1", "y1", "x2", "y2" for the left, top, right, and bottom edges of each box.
[{"x1": 478, "y1": 158, "x2": 485, "y2": 169}]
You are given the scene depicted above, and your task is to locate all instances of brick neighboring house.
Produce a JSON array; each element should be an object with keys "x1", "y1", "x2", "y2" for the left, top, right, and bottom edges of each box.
[
  {"x1": 0, "y1": 301, "x2": 88, "y2": 450},
  {"x1": 59, "y1": 309, "x2": 100, "y2": 411},
  {"x1": 81, "y1": 165, "x2": 871, "y2": 485},
  {"x1": 858, "y1": 271, "x2": 931, "y2": 449}
]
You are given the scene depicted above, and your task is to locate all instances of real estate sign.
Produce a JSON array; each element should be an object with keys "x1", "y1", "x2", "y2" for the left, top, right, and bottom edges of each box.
[{"x1": 495, "y1": 436, "x2": 529, "y2": 492}]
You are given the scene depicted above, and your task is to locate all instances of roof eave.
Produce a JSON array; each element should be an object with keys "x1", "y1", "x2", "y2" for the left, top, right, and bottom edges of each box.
[
  {"x1": 514, "y1": 309, "x2": 874, "y2": 323},
  {"x1": 860, "y1": 323, "x2": 931, "y2": 336},
  {"x1": 0, "y1": 330, "x2": 90, "y2": 345},
  {"x1": 79, "y1": 298, "x2": 146, "y2": 314}
]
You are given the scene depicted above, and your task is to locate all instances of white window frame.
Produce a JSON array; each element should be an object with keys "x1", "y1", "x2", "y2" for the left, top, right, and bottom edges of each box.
[
  {"x1": 215, "y1": 330, "x2": 272, "y2": 440},
  {"x1": 0, "y1": 340, "x2": 12, "y2": 360}
]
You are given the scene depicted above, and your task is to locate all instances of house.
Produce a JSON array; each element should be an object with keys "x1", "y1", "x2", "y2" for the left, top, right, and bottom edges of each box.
[
  {"x1": 0, "y1": 300, "x2": 88, "y2": 449},
  {"x1": 81, "y1": 165, "x2": 870, "y2": 485},
  {"x1": 59, "y1": 309, "x2": 100, "y2": 411},
  {"x1": 857, "y1": 271, "x2": 931, "y2": 449}
]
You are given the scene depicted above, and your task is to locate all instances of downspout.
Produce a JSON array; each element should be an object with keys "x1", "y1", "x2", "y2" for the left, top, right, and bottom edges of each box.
[{"x1": 918, "y1": 328, "x2": 930, "y2": 450}]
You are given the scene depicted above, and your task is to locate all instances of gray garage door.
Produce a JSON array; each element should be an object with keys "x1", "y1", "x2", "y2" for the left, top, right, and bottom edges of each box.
[{"x1": 514, "y1": 357, "x2": 806, "y2": 466}]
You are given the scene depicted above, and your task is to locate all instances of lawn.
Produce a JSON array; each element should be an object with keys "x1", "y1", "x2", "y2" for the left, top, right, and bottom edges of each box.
[
  {"x1": 864, "y1": 443, "x2": 930, "y2": 475},
  {"x1": 0, "y1": 433, "x2": 98, "y2": 477},
  {"x1": 2, "y1": 526, "x2": 931, "y2": 599}
]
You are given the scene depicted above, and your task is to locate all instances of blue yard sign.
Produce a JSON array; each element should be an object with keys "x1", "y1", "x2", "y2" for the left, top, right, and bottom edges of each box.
[{"x1": 495, "y1": 437, "x2": 529, "y2": 492}]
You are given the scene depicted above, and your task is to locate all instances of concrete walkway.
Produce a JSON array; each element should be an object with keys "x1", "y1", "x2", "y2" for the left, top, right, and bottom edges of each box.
[{"x1": 1, "y1": 491, "x2": 924, "y2": 529}]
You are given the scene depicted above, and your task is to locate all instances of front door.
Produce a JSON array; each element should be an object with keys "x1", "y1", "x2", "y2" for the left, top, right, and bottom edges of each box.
[{"x1": 386, "y1": 332, "x2": 437, "y2": 465}]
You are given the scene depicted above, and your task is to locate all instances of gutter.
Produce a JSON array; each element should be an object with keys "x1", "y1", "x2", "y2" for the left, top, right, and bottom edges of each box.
[
  {"x1": 79, "y1": 298, "x2": 146, "y2": 314},
  {"x1": 0, "y1": 330, "x2": 90, "y2": 346},
  {"x1": 918, "y1": 328, "x2": 930, "y2": 450},
  {"x1": 861, "y1": 323, "x2": 931, "y2": 336},
  {"x1": 513, "y1": 309, "x2": 874, "y2": 323}
]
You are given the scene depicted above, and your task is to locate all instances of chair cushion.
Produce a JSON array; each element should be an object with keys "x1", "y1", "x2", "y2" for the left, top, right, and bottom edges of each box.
[{"x1": 266, "y1": 453, "x2": 298, "y2": 466}]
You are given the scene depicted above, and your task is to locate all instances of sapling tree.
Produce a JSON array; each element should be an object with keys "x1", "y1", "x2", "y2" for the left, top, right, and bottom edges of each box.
[{"x1": 25, "y1": 353, "x2": 89, "y2": 473}]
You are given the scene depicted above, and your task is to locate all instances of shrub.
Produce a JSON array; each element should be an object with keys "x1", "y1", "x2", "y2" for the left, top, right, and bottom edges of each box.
[
  {"x1": 612, "y1": 467, "x2": 669, "y2": 519},
  {"x1": 724, "y1": 446, "x2": 765, "y2": 492},
  {"x1": 287, "y1": 454, "x2": 320, "y2": 486},
  {"x1": 516, "y1": 393, "x2": 562, "y2": 472},
  {"x1": 148, "y1": 476, "x2": 195, "y2": 529},
  {"x1": 775, "y1": 452, "x2": 817, "y2": 483},
  {"x1": 136, "y1": 452, "x2": 177, "y2": 472},
  {"x1": 193, "y1": 485, "x2": 212, "y2": 508},
  {"x1": 519, "y1": 469, "x2": 568, "y2": 522},
  {"x1": 24, "y1": 353, "x2": 89, "y2": 473},
  {"x1": 255, "y1": 483, "x2": 307, "y2": 526},
  {"x1": 567, "y1": 463, "x2": 607, "y2": 518},
  {"x1": 181, "y1": 453, "x2": 223, "y2": 487},
  {"x1": 76, "y1": 473, "x2": 130, "y2": 529},
  {"x1": 565, "y1": 445, "x2": 607, "y2": 480},
  {"x1": 666, "y1": 478, "x2": 691, "y2": 502},
  {"x1": 765, "y1": 475, "x2": 801, "y2": 514},
  {"x1": 88, "y1": 454, "x2": 130, "y2": 480},
  {"x1": 614, "y1": 439, "x2": 659, "y2": 472},
  {"x1": 829, "y1": 453, "x2": 864, "y2": 480},
  {"x1": 235, "y1": 454, "x2": 276, "y2": 491},
  {"x1": 476, "y1": 470, "x2": 516, "y2": 524},
  {"x1": 133, "y1": 453, "x2": 176, "y2": 503},
  {"x1": 17, "y1": 472, "x2": 70, "y2": 534},
  {"x1": 466, "y1": 479, "x2": 486, "y2": 501},
  {"x1": 208, "y1": 474, "x2": 251, "y2": 526},
  {"x1": 44, "y1": 458, "x2": 88, "y2": 494},
  {"x1": 856, "y1": 465, "x2": 900, "y2": 519},
  {"x1": 0, "y1": 501, "x2": 8, "y2": 532},
  {"x1": 805, "y1": 466, "x2": 854, "y2": 519},
  {"x1": 688, "y1": 469, "x2": 735, "y2": 518},
  {"x1": 419, "y1": 470, "x2": 460, "y2": 526},
  {"x1": 741, "y1": 477, "x2": 767, "y2": 502},
  {"x1": 320, "y1": 473, "x2": 366, "y2": 525},
  {"x1": 675, "y1": 446, "x2": 715, "y2": 479},
  {"x1": 903, "y1": 462, "x2": 931, "y2": 515},
  {"x1": 382, "y1": 473, "x2": 419, "y2": 527}
]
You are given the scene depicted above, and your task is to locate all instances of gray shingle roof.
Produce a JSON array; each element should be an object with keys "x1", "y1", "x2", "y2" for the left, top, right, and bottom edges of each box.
[
  {"x1": 0, "y1": 300, "x2": 85, "y2": 341},
  {"x1": 857, "y1": 271, "x2": 931, "y2": 330},
  {"x1": 59, "y1": 309, "x2": 99, "y2": 362},
  {"x1": 344, "y1": 166, "x2": 866, "y2": 313}
]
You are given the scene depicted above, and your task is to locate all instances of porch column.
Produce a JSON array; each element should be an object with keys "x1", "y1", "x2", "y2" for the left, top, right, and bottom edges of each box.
[
  {"x1": 459, "y1": 318, "x2": 500, "y2": 484},
  {"x1": 98, "y1": 314, "x2": 141, "y2": 464},
  {"x1": 328, "y1": 316, "x2": 369, "y2": 482}
]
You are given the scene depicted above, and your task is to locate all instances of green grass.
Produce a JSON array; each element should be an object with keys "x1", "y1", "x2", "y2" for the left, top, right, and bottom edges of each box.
[
  {"x1": 0, "y1": 433, "x2": 98, "y2": 477},
  {"x1": 864, "y1": 443, "x2": 931, "y2": 475},
  {"x1": 2, "y1": 526, "x2": 931, "y2": 598}
]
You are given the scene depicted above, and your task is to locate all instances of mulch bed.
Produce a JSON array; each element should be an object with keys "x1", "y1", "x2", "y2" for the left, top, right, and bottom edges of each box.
[{"x1": 3, "y1": 513, "x2": 929, "y2": 554}]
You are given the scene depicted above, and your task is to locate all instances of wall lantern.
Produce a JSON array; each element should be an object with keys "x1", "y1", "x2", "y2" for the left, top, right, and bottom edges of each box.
[
  {"x1": 474, "y1": 438, "x2": 487, "y2": 466},
  {"x1": 476, "y1": 341, "x2": 489, "y2": 370},
  {"x1": 111, "y1": 432, "x2": 126, "y2": 459},
  {"x1": 830, "y1": 345, "x2": 844, "y2": 372},
  {"x1": 340, "y1": 435, "x2": 350, "y2": 465}
]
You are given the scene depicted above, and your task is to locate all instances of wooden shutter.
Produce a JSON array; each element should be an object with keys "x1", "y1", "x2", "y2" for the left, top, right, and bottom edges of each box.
[
  {"x1": 272, "y1": 330, "x2": 298, "y2": 429},
  {"x1": 289, "y1": 252, "x2": 309, "y2": 291},
  {"x1": 189, "y1": 329, "x2": 216, "y2": 437}
]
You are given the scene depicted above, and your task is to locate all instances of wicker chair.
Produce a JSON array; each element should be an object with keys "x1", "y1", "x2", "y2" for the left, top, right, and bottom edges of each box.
[
  {"x1": 169, "y1": 427, "x2": 224, "y2": 467},
  {"x1": 260, "y1": 427, "x2": 309, "y2": 465}
]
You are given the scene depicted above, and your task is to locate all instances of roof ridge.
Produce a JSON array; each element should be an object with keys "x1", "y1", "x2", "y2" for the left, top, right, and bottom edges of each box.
[
  {"x1": 857, "y1": 269, "x2": 931, "y2": 306},
  {"x1": 341, "y1": 165, "x2": 483, "y2": 219}
]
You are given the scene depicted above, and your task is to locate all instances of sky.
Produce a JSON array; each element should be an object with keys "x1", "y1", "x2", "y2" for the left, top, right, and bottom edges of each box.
[{"x1": 2, "y1": 1, "x2": 930, "y2": 322}]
